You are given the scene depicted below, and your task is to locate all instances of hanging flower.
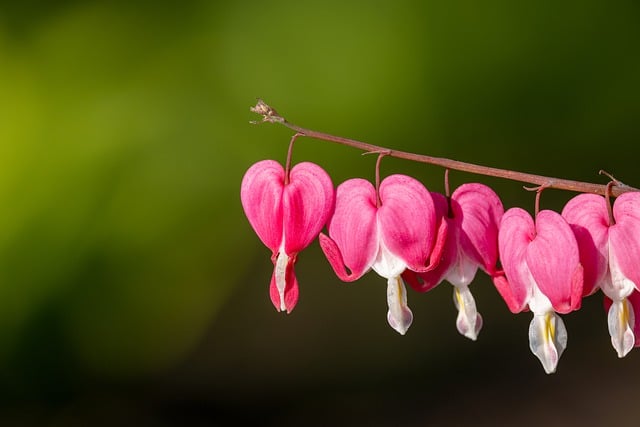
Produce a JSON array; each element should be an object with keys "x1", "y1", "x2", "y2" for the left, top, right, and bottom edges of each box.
[
  {"x1": 240, "y1": 160, "x2": 335, "y2": 313},
  {"x1": 562, "y1": 191, "x2": 640, "y2": 357},
  {"x1": 403, "y1": 183, "x2": 504, "y2": 340},
  {"x1": 319, "y1": 175, "x2": 447, "y2": 334},
  {"x1": 493, "y1": 208, "x2": 583, "y2": 373}
]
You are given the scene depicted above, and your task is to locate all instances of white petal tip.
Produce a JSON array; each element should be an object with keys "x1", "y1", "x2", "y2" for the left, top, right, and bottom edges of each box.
[
  {"x1": 453, "y1": 287, "x2": 483, "y2": 341},
  {"x1": 456, "y1": 313, "x2": 483, "y2": 341},
  {"x1": 386, "y1": 277, "x2": 413, "y2": 335},
  {"x1": 387, "y1": 309, "x2": 413, "y2": 335},
  {"x1": 612, "y1": 330, "x2": 634, "y2": 358},
  {"x1": 608, "y1": 299, "x2": 636, "y2": 358},
  {"x1": 529, "y1": 312, "x2": 567, "y2": 375},
  {"x1": 542, "y1": 365, "x2": 557, "y2": 375}
]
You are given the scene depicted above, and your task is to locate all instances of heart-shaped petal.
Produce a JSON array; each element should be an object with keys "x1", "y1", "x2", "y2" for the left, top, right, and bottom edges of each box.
[
  {"x1": 527, "y1": 210, "x2": 583, "y2": 314},
  {"x1": 496, "y1": 208, "x2": 536, "y2": 313},
  {"x1": 322, "y1": 178, "x2": 378, "y2": 281},
  {"x1": 561, "y1": 193, "x2": 610, "y2": 296},
  {"x1": 402, "y1": 192, "x2": 453, "y2": 292},
  {"x1": 609, "y1": 192, "x2": 640, "y2": 293},
  {"x1": 283, "y1": 161, "x2": 335, "y2": 254},
  {"x1": 451, "y1": 183, "x2": 504, "y2": 275},
  {"x1": 378, "y1": 174, "x2": 439, "y2": 272},
  {"x1": 240, "y1": 160, "x2": 284, "y2": 251}
]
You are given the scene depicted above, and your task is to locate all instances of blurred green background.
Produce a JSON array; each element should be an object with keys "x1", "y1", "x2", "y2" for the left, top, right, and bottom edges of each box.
[{"x1": 1, "y1": 0, "x2": 640, "y2": 425}]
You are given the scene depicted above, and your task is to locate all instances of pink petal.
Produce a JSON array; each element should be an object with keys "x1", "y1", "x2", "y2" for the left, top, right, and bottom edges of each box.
[
  {"x1": 561, "y1": 194, "x2": 609, "y2": 296},
  {"x1": 269, "y1": 255, "x2": 299, "y2": 313},
  {"x1": 428, "y1": 218, "x2": 449, "y2": 272},
  {"x1": 377, "y1": 174, "x2": 439, "y2": 272},
  {"x1": 527, "y1": 210, "x2": 583, "y2": 314},
  {"x1": 240, "y1": 160, "x2": 284, "y2": 251},
  {"x1": 492, "y1": 273, "x2": 526, "y2": 314},
  {"x1": 496, "y1": 208, "x2": 536, "y2": 313},
  {"x1": 631, "y1": 290, "x2": 640, "y2": 347},
  {"x1": 451, "y1": 183, "x2": 504, "y2": 275},
  {"x1": 319, "y1": 233, "x2": 362, "y2": 282},
  {"x1": 401, "y1": 192, "x2": 453, "y2": 292},
  {"x1": 323, "y1": 178, "x2": 379, "y2": 281},
  {"x1": 609, "y1": 192, "x2": 640, "y2": 291},
  {"x1": 283, "y1": 162, "x2": 335, "y2": 254}
]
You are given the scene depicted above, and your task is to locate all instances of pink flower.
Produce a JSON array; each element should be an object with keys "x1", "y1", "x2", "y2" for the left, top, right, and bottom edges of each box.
[
  {"x1": 319, "y1": 175, "x2": 447, "y2": 335},
  {"x1": 241, "y1": 160, "x2": 335, "y2": 313},
  {"x1": 403, "y1": 184, "x2": 504, "y2": 340},
  {"x1": 562, "y1": 192, "x2": 640, "y2": 357},
  {"x1": 493, "y1": 208, "x2": 583, "y2": 373}
]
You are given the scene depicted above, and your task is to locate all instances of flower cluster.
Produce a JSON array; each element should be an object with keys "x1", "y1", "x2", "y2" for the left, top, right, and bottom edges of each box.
[
  {"x1": 241, "y1": 156, "x2": 640, "y2": 374},
  {"x1": 242, "y1": 98, "x2": 640, "y2": 374}
]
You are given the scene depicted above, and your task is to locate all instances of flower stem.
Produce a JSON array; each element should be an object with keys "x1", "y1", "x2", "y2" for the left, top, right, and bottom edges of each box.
[
  {"x1": 375, "y1": 152, "x2": 386, "y2": 208},
  {"x1": 284, "y1": 132, "x2": 302, "y2": 185},
  {"x1": 251, "y1": 99, "x2": 638, "y2": 197}
]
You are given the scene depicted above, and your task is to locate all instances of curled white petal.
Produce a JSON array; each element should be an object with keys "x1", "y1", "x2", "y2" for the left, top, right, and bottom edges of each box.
[
  {"x1": 528, "y1": 282, "x2": 553, "y2": 316},
  {"x1": 606, "y1": 245, "x2": 636, "y2": 301},
  {"x1": 607, "y1": 298, "x2": 635, "y2": 358},
  {"x1": 453, "y1": 285, "x2": 483, "y2": 341},
  {"x1": 446, "y1": 254, "x2": 479, "y2": 288},
  {"x1": 274, "y1": 251, "x2": 289, "y2": 312},
  {"x1": 386, "y1": 276, "x2": 413, "y2": 335},
  {"x1": 528, "y1": 312, "x2": 567, "y2": 374},
  {"x1": 372, "y1": 237, "x2": 407, "y2": 279}
]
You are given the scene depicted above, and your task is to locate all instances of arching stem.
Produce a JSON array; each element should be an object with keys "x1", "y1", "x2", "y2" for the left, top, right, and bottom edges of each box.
[
  {"x1": 375, "y1": 152, "x2": 388, "y2": 208},
  {"x1": 252, "y1": 99, "x2": 639, "y2": 197},
  {"x1": 284, "y1": 132, "x2": 303, "y2": 185}
]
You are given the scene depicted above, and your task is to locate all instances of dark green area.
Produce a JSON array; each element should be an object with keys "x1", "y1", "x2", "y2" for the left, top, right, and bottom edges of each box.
[{"x1": 1, "y1": 0, "x2": 639, "y2": 425}]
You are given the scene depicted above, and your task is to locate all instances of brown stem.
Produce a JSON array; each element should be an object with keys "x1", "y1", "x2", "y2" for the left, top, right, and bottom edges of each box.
[
  {"x1": 251, "y1": 99, "x2": 639, "y2": 197},
  {"x1": 375, "y1": 152, "x2": 386, "y2": 208},
  {"x1": 443, "y1": 169, "x2": 451, "y2": 198},
  {"x1": 605, "y1": 181, "x2": 616, "y2": 226},
  {"x1": 284, "y1": 132, "x2": 303, "y2": 185},
  {"x1": 534, "y1": 186, "x2": 545, "y2": 217},
  {"x1": 444, "y1": 169, "x2": 454, "y2": 218}
]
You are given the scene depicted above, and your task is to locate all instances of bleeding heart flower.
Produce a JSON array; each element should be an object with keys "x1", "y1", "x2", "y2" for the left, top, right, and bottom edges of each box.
[
  {"x1": 241, "y1": 159, "x2": 335, "y2": 313},
  {"x1": 562, "y1": 191, "x2": 640, "y2": 357},
  {"x1": 493, "y1": 208, "x2": 583, "y2": 373},
  {"x1": 403, "y1": 183, "x2": 504, "y2": 340},
  {"x1": 319, "y1": 174, "x2": 447, "y2": 335}
]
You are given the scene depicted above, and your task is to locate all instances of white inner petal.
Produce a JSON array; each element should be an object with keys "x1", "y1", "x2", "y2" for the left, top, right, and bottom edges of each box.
[
  {"x1": 606, "y1": 244, "x2": 636, "y2": 301},
  {"x1": 453, "y1": 285, "x2": 483, "y2": 341},
  {"x1": 607, "y1": 298, "x2": 635, "y2": 358},
  {"x1": 371, "y1": 237, "x2": 407, "y2": 279},
  {"x1": 386, "y1": 276, "x2": 413, "y2": 335},
  {"x1": 529, "y1": 311, "x2": 568, "y2": 374},
  {"x1": 528, "y1": 273, "x2": 553, "y2": 315},
  {"x1": 446, "y1": 252, "x2": 479, "y2": 287},
  {"x1": 274, "y1": 240, "x2": 289, "y2": 312}
]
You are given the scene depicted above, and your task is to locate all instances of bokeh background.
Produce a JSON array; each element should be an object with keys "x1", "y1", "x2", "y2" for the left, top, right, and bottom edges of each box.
[{"x1": 1, "y1": 0, "x2": 640, "y2": 425}]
